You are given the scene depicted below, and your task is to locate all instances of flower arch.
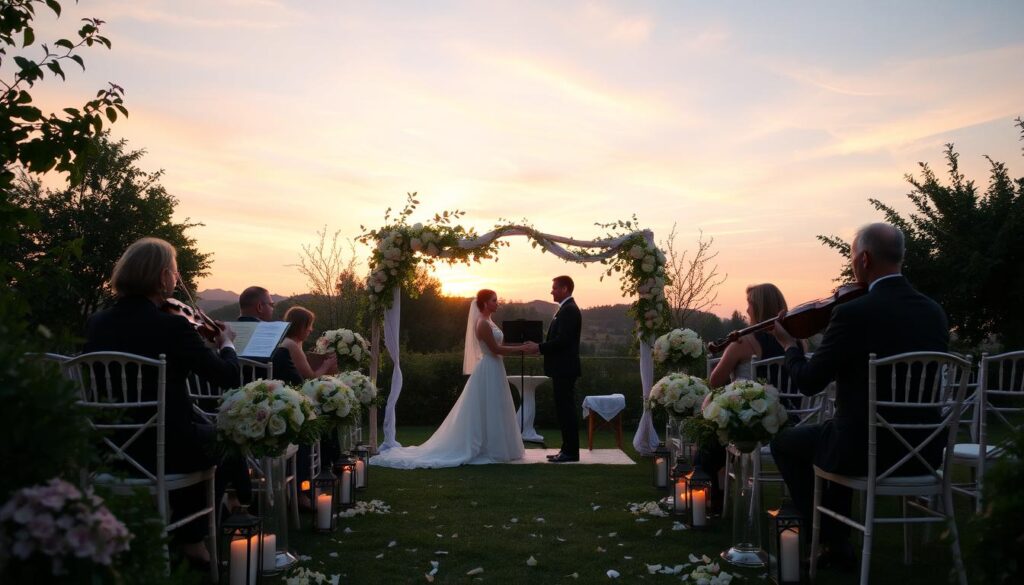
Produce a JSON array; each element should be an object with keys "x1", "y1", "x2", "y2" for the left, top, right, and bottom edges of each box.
[{"x1": 360, "y1": 194, "x2": 670, "y2": 455}]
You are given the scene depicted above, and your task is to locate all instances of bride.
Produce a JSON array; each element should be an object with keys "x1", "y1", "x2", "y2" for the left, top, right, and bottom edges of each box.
[{"x1": 370, "y1": 289, "x2": 526, "y2": 468}]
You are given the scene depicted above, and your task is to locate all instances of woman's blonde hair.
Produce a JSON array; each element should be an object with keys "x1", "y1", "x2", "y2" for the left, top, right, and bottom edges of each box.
[
  {"x1": 283, "y1": 306, "x2": 315, "y2": 338},
  {"x1": 111, "y1": 237, "x2": 176, "y2": 298},
  {"x1": 745, "y1": 283, "x2": 788, "y2": 324}
]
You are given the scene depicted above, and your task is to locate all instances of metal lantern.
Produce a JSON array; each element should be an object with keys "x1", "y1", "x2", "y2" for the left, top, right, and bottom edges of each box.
[
  {"x1": 312, "y1": 468, "x2": 338, "y2": 533},
  {"x1": 671, "y1": 457, "x2": 693, "y2": 516},
  {"x1": 333, "y1": 454, "x2": 357, "y2": 509},
  {"x1": 222, "y1": 504, "x2": 263, "y2": 585},
  {"x1": 768, "y1": 499, "x2": 805, "y2": 584},
  {"x1": 653, "y1": 443, "x2": 672, "y2": 489},
  {"x1": 353, "y1": 443, "x2": 370, "y2": 490},
  {"x1": 686, "y1": 465, "x2": 713, "y2": 529}
]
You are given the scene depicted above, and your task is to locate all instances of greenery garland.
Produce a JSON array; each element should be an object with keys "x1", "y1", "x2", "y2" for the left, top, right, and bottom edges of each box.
[{"x1": 360, "y1": 197, "x2": 672, "y2": 340}]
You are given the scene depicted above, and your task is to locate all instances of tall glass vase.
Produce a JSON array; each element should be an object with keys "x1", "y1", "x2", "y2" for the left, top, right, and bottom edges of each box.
[
  {"x1": 721, "y1": 443, "x2": 767, "y2": 567},
  {"x1": 337, "y1": 423, "x2": 354, "y2": 454},
  {"x1": 259, "y1": 455, "x2": 297, "y2": 574},
  {"x1": 665, "y1": 415, "x2": 681, "y2": 461}
]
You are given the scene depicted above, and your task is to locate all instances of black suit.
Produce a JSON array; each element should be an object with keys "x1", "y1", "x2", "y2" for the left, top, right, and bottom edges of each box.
[
  {"x1": 85, "y1": 295, "x2": 243, "y2": 542},
  {"x1": 770, "y1": 275, "x2": 948, "y2": 546},
  {"x1": 539, "y1": 297, "x2": 583, "y2": 457}
]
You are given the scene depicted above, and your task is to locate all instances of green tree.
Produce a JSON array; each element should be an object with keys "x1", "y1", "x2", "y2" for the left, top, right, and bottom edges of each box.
[
  {"x1": 9, "y1": 132, "x2": 212, "y2": 341},
  {"x1": 819, "y1": 119, "x2": 1024, "y2": 349}
]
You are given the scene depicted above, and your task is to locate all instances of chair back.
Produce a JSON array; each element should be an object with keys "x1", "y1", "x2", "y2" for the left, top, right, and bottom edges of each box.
[
  {"x1": 978, "y1": 350, "x2": 1024, "y2": 459},
  {"x1": 188, "y1": 358, "x2": 273, "y2": 422},
  {"x1": 63, "y1": 352, "x2": 168, "y2": 488},
  {"x1": 867, "y1": 351, "x2": 970, "y2": 485},
  {"x1": 750, "y1": 354, "x2": 824, "y2": 426}
]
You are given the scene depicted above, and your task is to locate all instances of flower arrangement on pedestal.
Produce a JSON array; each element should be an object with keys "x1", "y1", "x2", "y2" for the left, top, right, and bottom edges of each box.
[
  {"x1": 313, "y1": 328, "x2": 370, "y2": 371},
  {"x1": 652, "y1": 328, "x2": 705, "y2": 372},
  {"x1": 299, "y1": 376, "x2": 360, "y2": 428},
  {"x1": 216, "y1": 379, "x2": 321, "y2": 457},
  {"x1": 647, "y1": 372, "x2": 710, "y2": 419},
  {"x1": 334, "y1": 370, "x2": 379, "y2": 409},
  {"x1": 701, "y1": 379, "x2": 788, "y2": 448},
  {"x1": 0, "y1": 478, "x2": 132, "y2": 576}
]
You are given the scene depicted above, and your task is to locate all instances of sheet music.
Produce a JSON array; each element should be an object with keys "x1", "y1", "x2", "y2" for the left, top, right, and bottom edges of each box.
[{"x1": 225, "y1": 321, "x2": 290, "y2": 358}]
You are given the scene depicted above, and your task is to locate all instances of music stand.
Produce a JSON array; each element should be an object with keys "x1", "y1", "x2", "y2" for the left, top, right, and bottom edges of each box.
[{"x1": 502, "y1": 319, "x2": 543, "y2": 440}]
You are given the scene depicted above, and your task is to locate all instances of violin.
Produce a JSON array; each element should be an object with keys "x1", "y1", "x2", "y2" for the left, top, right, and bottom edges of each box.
[
  {"x1": 161, "y1": 278, "x2": 224, "y2": 342},
  {"x1": 707, "y1": 283, "x2": 867, "y2": 354}
]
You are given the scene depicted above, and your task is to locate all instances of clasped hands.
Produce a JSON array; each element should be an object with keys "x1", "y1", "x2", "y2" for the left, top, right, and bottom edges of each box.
[{"x1": 518, "y1": 341, "x2": 541, "y2": 355}]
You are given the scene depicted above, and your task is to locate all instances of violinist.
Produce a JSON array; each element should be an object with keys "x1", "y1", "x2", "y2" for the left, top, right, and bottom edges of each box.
[
  {"x1": 708, "y1": 283, "x2": 802, "y2": 388},
  {"x1": 84, "y1": 237, "x2": 243, "y2": 568},
  {"x1": 768, "y1": 223, "x2": 949, "y2": 571}
]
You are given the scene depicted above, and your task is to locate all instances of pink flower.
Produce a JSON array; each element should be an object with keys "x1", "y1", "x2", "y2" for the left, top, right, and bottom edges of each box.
[{"x1": 26, "y1": 513, "x2": 56, "y2": 540}]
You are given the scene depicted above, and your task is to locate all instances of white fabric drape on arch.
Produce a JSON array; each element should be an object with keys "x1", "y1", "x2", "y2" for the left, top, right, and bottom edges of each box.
[{"x1": 375, "y1": 227, "x2": 660, "y2": 454}]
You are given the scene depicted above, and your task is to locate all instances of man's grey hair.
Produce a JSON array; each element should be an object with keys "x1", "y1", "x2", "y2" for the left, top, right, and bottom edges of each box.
[{"x1": 854, "y1": 223, "x2": 905, "y2": 265}]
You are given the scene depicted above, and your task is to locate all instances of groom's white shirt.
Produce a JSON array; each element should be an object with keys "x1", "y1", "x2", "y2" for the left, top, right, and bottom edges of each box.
[{"x1": 556, "y1": 295, "x2": 574, "y2": 314}]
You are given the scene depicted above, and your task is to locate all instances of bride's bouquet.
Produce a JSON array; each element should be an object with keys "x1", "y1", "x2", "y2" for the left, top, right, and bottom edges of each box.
[
  {"x1": 652, "y1": 328, "x2": 705, "y2": 372},
  {"x1": 648, "y1": 372, "x2": 710, "y2": 419},
  {"x1": 314, "y1": 328, "x2": 370, "y2": 370},
  {"x1": 334, "y1": 370, "x2": 379, "y2": 408},
  {"x1": 217, "y1": 379, "x2": 321, "y2": 457},
  {"x1": 700, "y1": 379, "x2": 788, "y2": 448},
  {"x1": 299, "y1": 376, "x2": 360, "y2": 428}
]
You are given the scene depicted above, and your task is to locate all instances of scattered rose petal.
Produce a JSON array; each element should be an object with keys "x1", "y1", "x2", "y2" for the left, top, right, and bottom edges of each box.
[
  {"x1": 526, "y1": 556, "x2": 538, "y2": 566},
  {"x1": 556, "y1": 537, "x2": 566, "y2": 542},
  {"x1": 608, "y1": 532, "x2": 617, "y2": 538},
  {"x1": 328, "y1": 552, "x2": 338, "y2": 558},
  {"x1": 434, "y1": 551, "x2": 448, "y2": 556},
  {"x1": 534, "y1": 517, "x2": 545, "y2": 523},
  {"x1": 672, "y1": 521, "x2": 687, "y2": 531},
  {"x1": 596, "y1": 546, "x2": 606, "y2": 553},
  {"x1": 607, "y1": 569, "x2": 620, "y2": 578},
  {"x1": 635, "y1": 518, "x2": 648, "y2": 522},
  {"x1": 647, "y1": 564, "x2": 662, "y2": 574},
  {"x1": 436, "y1": 533, "x2": 444, "y2": 538},
  {"x1": 375, "y1": 553, "x2": 384, "y2": 559},
  {"x1": 298, "y1": 555, "x2": 313, "y2": 561},
  {"x1": 566, "y1": 573, "x2": 579, "y2": 579},
  {"x1": 510, "y1": 518, "x2": 519, "y2": 523},
  {"x1": 343, "y1": 527, "x2": 353, "y2": 534},
  {"x1": 483, "y1": 524, "x2": 493, "y2": 528},
  {"x1": 424, "y1": 575, "x2": 434, "y2": 583},
  {"x1": 466, "y1": 567, "x2": 484, "y2": 576},
  {"x1": 624, "y1": 555, "x2": 633, "y2": 560},
  {"x1": 388, "y1": 540, "x2": 397, "y2": 548},
  {"x1": 451, "y1": 533, "x2": 458, "y2": 538},
  {"x1": 592, "y1": 505, "x2": 601, "y2": 511},
  {"x1": 689, "y1": 554, "x2": 701, "y2": 563}
]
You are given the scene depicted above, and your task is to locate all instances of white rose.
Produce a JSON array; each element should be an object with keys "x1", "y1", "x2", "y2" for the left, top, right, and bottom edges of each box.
[
  {"x1": 763, "y1": 415, "x2": 780, "y2": 434},
  {"x1": 268, "y1": 414, "x2": 287, "y2": 436},
  {"x1": 749, "y1": 398, "x2": 767, "y2": 414}
]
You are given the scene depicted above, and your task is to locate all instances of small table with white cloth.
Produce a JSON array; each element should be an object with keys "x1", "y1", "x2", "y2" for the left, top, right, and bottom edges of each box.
[
  {"x1": 582, "y1": 393, "x2": 626, "y2": 451},
  {"x1": 506, "y1": 375, "x2": 549, "y2": 444}
]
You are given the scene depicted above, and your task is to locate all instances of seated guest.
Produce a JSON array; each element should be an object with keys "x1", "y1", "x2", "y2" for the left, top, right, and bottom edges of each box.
[
  {"x1": 273, "y1": 306, "x2": 338, "y2": 508},
  {"x1": 84, "y1": 237, "x2": 247, "y2": 566},
  {"x1": 769, "y1": 223, "x2": 949, "y2": 569},
  {"x1": 237, "y1": 285, "x2": 275, "y2": 322},
  {"x1": 709, "y1": 283, "x2": 801, "y2": 388},
  {"x1": 272, "y1": 306, "x2": 338, "y2": 385}
]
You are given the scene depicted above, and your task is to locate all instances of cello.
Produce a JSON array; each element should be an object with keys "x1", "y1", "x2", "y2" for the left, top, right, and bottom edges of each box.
[{"x1": 707, "y1": 283, "x2": 867, "y2": 354}]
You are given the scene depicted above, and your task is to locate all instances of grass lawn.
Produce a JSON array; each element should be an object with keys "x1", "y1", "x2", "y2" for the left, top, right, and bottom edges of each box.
[{"x1": 268, "y1": 427, "x2": 971, "y2": 584}]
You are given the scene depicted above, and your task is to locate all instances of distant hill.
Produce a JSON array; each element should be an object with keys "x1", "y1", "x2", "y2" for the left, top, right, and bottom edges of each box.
[{"x1": 197, "y1": 289, "x2": 287, "y2": 316}]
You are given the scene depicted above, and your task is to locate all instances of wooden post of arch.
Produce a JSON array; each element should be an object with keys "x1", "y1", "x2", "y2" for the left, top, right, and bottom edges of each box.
[{"x1": 368, "y1": 320, "x2": 381, "y2": 453}]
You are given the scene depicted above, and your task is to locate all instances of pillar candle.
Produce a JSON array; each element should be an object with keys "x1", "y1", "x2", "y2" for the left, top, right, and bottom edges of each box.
[
  {"x1": 692, "y1": 489, "x2": 707, "y2": 526},
  {"x1": 655, "y1": 457, "x2": 667, "y2": 487},
  {"x1": 261, "y1": 533, "x2": 276, "y2": 572},
  {"x1": 229, "y1": 537, "x2": 257, "y2": 585},
  {"x1": 781, "y1": 528, "x2": 800, "y2": 582},
  {"x1": 341, "y1": 468, "x2": 352, "y2": 503},
  {"x1": 316, "y1": 493, "x2": 333, "y2": 529},
  {"x1": 355, "y1": 460, "x2": 366, "y2": 488},
  {"x1": 674, "y1": 481, "x2": 688, "y2": 511}
]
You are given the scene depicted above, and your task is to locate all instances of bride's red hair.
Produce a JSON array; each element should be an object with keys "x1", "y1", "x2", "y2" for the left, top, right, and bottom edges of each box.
[{"x1": 475, "y1": 289, "x2": 496, "y2": 310}]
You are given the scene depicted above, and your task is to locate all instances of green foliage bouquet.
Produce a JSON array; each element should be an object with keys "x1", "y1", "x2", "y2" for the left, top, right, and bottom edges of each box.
[
  {"x1": 652, "y1": 328, "x2": 705, "y2": 372},
  {"x1": 647, "y1": 372, "x2": 709, "y2": 419},
  {"x1": 216, "y1": 380, "x2": 320, "y2": 458},
  {"x1": 701, "y1": 379, "x2": 788, "y2": 449},
  {"x1": 299, "y1": 376, "x2": 360, "y2": 428}
]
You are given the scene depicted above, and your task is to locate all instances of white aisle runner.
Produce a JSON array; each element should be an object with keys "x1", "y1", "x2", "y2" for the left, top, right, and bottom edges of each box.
[{"x1": 509, "y1": 449, "x2": 635, "y2": 465}]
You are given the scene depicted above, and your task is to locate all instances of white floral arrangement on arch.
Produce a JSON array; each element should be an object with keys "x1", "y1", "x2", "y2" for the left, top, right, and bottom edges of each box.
[
  {"x1": 314, "y1": 328, "x2": 370, "y2": 371},
  {"x1": 0, "y1": 478, "x2": 132, "y2": 574},
  {"x1": 701, "y1": 379, "x2": 788, "y2": 448},
  {"x1": 300, "y1": 376, "x2": 360, "y2": 428},
  {"x1": 647, "y1": 372, "x2": 710, "y2": 419},
  {"x1": 652, "y1": 328, "x2": 705, "y2": 372},
  {"x1": 334, "y1": 370, "x2": 378, "y2": 407},
  {"x1": 217, "y1": 379, "x2": 321, "y2": 458}
]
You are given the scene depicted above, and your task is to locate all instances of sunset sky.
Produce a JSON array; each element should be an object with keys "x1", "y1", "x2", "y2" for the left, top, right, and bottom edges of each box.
[{"x1": 31, "y1": 0, "x2": 1024, "y2": 316}]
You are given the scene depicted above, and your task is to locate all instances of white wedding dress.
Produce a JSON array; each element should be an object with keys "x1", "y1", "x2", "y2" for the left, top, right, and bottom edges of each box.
[{"x1": 370, "y1": 318, "x2": 525, "y2": 469}]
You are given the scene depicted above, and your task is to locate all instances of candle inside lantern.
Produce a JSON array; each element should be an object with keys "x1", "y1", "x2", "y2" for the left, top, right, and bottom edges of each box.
[
  {"x1": 780, "y1": 528, "x2": 800, "y2": 582},
  {"x1": 692, "y1": 489, "x2": 707, "y2": 526},
  {"x1": 355, "y1": 459, "x2": 366, "y2": 488},
  {"x1": 673, "y1": 480, "x2": 688, "y2": 511},
  {"x1": 655, "y1": 457, "x2": 667, "y2": 487},
  {"x1": 316, "y1": 493, "x2": 333, "y2": 529},
  {"x1": 341, "y1": 467, "x2": 352, "y2": 503},
  {"x1": 300, "y1": 480, "x2": 310, "y2": 492},
  {"x1": 261, "y1": 533, "x2": 276, "y2": 572},
  {"x1": 229, "y1": 536, "x2": 257, "y2": 585}
]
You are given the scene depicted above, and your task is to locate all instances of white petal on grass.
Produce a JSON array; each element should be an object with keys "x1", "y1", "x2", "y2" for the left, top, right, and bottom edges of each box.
[
  {"x1": 607, "y1": 569, "x2": 620, "y2": 578},
  {"x1": 434, "y1": 551, "x2": 448, "y2": 556},
  {"x1": 655, "y1": 529, "x2": 663, "y2": 537},
  {"x1": 592, "y1": 505, "x2": 601, "y2": 511},
  {"x1": 466, "y1": 567, "x2": 484, "y2": 576},
  {"x1": 510, "y1": 518, "x2": 519, "y2": 523},
  {"x1": 375, "y1": 553, "x2": 384, "y2": 559},
  {"x1": 608, "y1": 532, "x2": 618, "y2": 538},
  {"x1": 424, "y1": 575, "x2": 434, "y2": 583},
  {"x1": 596, "y1": 546, "x2": 607, "y2": 553},
  {"x1": 556, "y1": 537, "x2": 567, "y2": 542},
  {"x1": 430, "y1": 561, "x2": 439, "y2": 569},
  {"x1": 689, "y1": 554, "x2": 701, "y2": 563},
  {"x1": 526, "y1": 556, "x2": 538, "y2": 566},
  {"x1": 343, "y1": 527, "x2": 353, "y2": 534},
  {"x1": 672, "y1": 521, "x2": 687, "y2": 531},
  {"x1": 566, "y1": 573, "x2": 579, "y2": 579},
  {"x1": 647, "y1": 563, "x2": 662, "y2": 574},
  {"x1": 388, "y1": 540, "x2": 397, "y2": 548},
  {"x1": 534, "y1": 517, "x2": 546, "y2": 523},
  {"x1": 635, "y1": 518, "x2": 648, "y2": 522},
  {"x1": 328, "y1": 552, "x2": 338, "y2": 558}
]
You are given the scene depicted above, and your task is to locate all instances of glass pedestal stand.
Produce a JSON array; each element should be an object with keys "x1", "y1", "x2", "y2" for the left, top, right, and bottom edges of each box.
[
  {"x1": 259, "y1": 455, "x2": 298, "y2": 574},
  {"x1": 721, "y1": 443, "x2": 767, "y2": 568}
]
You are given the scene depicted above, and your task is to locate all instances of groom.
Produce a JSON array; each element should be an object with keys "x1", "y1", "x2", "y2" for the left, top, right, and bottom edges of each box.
[{"x1": 524, "y1": 275, "x2": 582, "y2": 463}]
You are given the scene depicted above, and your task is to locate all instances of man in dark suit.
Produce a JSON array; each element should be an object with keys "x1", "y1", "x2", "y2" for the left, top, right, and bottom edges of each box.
[
  {"x1": 238, "y1": 285, "x2": 275, "y2": 322},
  {"x1": 770, "y1": 223, "x2": 949, "y2": 567},
  {"x1": 525, "y1": 275, "x2": 583, "y2": 463}
]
